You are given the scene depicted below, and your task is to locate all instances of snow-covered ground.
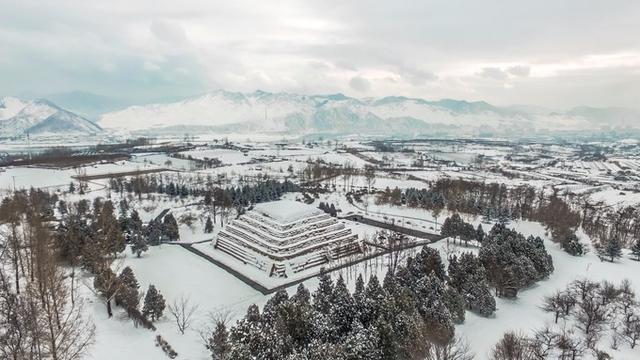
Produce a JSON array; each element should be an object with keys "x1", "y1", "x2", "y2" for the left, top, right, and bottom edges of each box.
[
  {"x1": 4, "y1": 138, "x2": 640, "y2": 359},
  {"x1": 79, "y1": 218, "x2": 640, "y2": 359}
]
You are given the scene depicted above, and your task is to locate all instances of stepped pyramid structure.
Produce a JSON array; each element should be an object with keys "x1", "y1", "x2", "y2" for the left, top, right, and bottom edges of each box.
[{"x1": 214, "y1": 200, "x2": 362, "y2": 278}]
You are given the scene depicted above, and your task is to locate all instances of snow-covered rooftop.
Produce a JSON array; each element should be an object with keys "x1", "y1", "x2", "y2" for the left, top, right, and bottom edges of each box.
[{"x1": 253, "y1": 200, "x2": 322, "y2": 223}]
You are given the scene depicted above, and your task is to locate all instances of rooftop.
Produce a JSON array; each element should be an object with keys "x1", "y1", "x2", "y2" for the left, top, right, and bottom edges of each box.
[{"x1": 253, "y1": 200, "x2": 322, "y2": 224}]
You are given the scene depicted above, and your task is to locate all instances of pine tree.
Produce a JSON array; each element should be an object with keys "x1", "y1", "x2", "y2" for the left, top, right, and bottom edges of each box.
[
  {"x1": 630, "y1": 239, "x2": 640, "y2": 261},
  {"x1": 330, "y1": 275, "x2": 355, "y2": 337},
  {"x1": 603, "y1": 236, "x2": 622, "y2": 262},
  {"x1": 412, "y1": 247, "x2": 446, "y2": 281},
  {"x1": 465, "y1": 271, "x2": 496, "y2": 316},
  {"x1": 291, "y1": 283, "x2": 311, "y2": 305},
  {"x1": 562, "y1": 232, "x2": 585, "y2": 256},
  {"x1": 118, "y1": 266, "x2": 139, "y2": 290},
  {"x1": 130, "y1": 210, "x2": 148, "y2": 257},
  {"x1": 204, "y1": 191, "x2": 213, "y2": 207},
  {"x1": 96, "y1": 200, "x2": 126, "y2": 258},
  {"x1": 342, "y1": 321, "x2": 382, "y2": 360},
  {"x1": 205, "y1": 216, "x2": 214, "y2": 233},
  {"x1": 444, "y1": 286, "x2": 466, "y2": 324},
  {"x1": 361, "y1": 275, "x2": 384, "y2": 327},
  {"x1": 313, "y1": 270, "x2": 334, "y2": 314},
  {"x1": 118, "y1": 199, "x2": 130, "y2": 234},
  {"x1": 116, "y1": 266, "x2": 141, "y2": 312},
  {"x1": 207, "y1": 321, "x2": 230, "y2": 360},
  {"x1": 146, "y1": 220, "x2": 162, "y2": 245},
  {"x1": 69, "y1": 181, "x2": 76, "y2": 193},
  {"x1": 143, "y1": 285, "x2": 166, "y2": 321},
  {"x1": 329, "y1": 203, "x2": 337, "y2": 217},
  {"x1": 162, "y1": 213, "x2": 180, "y2": 242},
  {"x1": 476, "y1": 224, "x2": 485, "y2": 244}
]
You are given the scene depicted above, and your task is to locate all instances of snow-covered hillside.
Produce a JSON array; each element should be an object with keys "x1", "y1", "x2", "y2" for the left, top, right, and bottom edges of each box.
[
  {"x1": 99, "y1": 90, "x2": 640, "y2": 136},
  {"x1": 0, "y1": 97, "x2": 103, "y2": 137}
]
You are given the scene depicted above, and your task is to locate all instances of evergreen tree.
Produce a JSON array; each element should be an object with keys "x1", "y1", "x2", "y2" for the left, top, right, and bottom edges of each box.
[
  {"x1": 118, "y1": 199, "x2": 129, "y2": 234},
  {"x1": 162, "y1": 213, "x2": 180, "y2": 242},
  {"x1": 329, "y1": 203, "x2": 337, "y2": 217},
  {"x1": 562, "y1": 232, "x2": 585, "y2": 256},
  {"x1": 602, "y1": 236, "x2": 622, "y2": 262},
  {"x1": 465, "y1": 270, "x2": 496, "y2": 316},
  {"x1": 69, "y1": 181, "x2": 76, "y2": 193},
  {"x1": 115, "y1": 268, "x2": 140, "y2": 312},
  {"x1": 631, "y1": 239, "x2": 640, "y2": 261},
  {"x1": 143, "y1": 285, "x2": 166, "y2": 321},
  {"x1": 118, "y1": 266, "x2": 139, "y2": 290},
  {"x1": 313, "y1": 271, "x2": 334, "y2": 315},
  {"x1": 444, "y1": 286, "x2": 466, "y2": 324},
  {"x1": 342, "y1": 321, "x2": 382, "y2": 360},
  {"x1": 330, "y1": 275, "x2": 355, "y2": 338},
  {"x1": 362, "y1": 275, "x2": 384, "y2": 327},
  {"x1": 411, "y1": 247, "x2": 446, "y2": 281},
  {"x1": 205, "y1": 216, "x2": 214, "y2": 233},
  {"x1": 440, "y1": 215, "x2": 458, "y2": 240},
  {"x1": 96, "y1": 200, "x2": 125, "y2": 258},
  {"x1": 130, "y1": 210, "x2": 148, "y2": 257},
  {"x1": 476, "y1": 224, "x2": 485, "y2": 244},
  {"x1": 207, "y1": 322, "x2": 230, "y2": 360},
  {"x1": 204, "y1": 191, "x2": 213, "y2": 206},
  {"x1": 146, "y1": 220, "x2": 162, "y2": 245}
]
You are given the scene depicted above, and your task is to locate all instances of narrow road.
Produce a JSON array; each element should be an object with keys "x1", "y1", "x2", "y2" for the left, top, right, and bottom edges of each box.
[
  {"x1": 340, "y1": 214, "x2": 443, "y2": 241},
  {"x1": 348, "y1": 198, "x2": 441, "y2": 226}
]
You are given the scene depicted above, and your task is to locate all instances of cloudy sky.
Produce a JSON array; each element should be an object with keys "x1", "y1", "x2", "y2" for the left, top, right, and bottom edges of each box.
[{"x1": 1, "y1": 0, "x2": 639, "y2": 109}]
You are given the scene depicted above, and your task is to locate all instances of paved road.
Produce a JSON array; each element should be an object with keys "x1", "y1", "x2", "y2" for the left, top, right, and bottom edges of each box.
[{"x1": 341, "y1": 214, "x2": 444, "y2": 241}]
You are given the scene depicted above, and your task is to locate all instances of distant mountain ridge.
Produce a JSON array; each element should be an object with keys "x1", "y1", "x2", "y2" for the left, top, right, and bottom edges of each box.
[
  {"x1": 0, "y1": 97, "x2": 103, "y2": 137},
  {"x1": 98, "y1": 90, "x2": 640, "y2": 137}
]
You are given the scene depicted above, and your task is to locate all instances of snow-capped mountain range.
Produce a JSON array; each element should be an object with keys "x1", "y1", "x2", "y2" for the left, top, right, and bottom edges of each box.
[
  {"x1": 99, "y1": 90, "x2": 640, "y2": 137},
  {"x1": 0, "y1": 97, "x2": 102, "y2": 137},
  {"x1": 3, "y1": 91, "x2": 639, "y2": 138}
]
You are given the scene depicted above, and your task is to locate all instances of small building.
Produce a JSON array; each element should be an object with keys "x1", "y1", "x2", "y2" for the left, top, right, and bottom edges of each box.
[{"x1": 214, "y1": 200, "x2": 361, "y2": 278}]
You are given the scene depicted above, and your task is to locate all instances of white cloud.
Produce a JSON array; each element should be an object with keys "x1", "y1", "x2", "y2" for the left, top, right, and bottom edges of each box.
[
  {"x1": 0, "y1": 0, "x2": 639, "y2": 109},
  {"x1": 507, "y1": 65, "x2": 530, "y2": 77},
  {"x1": 349, "y1": 76, "x2": 371, "y2": 92},
  {"x1": 478, "y1": 67, "x2": 509, "y2": 80}
]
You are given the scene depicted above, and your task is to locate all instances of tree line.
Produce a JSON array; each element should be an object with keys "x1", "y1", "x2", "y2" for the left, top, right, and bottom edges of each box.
[
  {"x1": 376, "y1": 179, "x2": 589, "y2": 255},
  {"x1": 0, "y1": 189, "x2": 95, "y2": 360}
]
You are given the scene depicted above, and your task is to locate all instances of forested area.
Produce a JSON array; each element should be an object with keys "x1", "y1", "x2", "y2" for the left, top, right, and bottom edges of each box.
[
  {"x1": 109, "y1": 175, "x2": 298, "y2": 207},
  {"x1": 375, "y1": 178, "x2": 632, "y2": 257},
  {"x1": 0, "y1": 189, "x2": 95, "y2": 359},
  {"x1": 0, "y1": 188, "x2": 179, "y2": 359},
  {"x1": 205, "y1": 222, "x2": 554, "y2": 359}
]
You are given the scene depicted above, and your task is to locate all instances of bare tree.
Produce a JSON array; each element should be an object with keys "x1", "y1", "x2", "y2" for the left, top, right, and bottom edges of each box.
[
  {"x1": 426, "y1": 336, "x2": 475, "y2": 360},
  {"x1": 542, "y1": 290, "x2": 575, "y2": 323},
  {"x1": 622, "y1": 314, "x2": 640, "y2": 349},
  {"x1": 364, "y1": 165, "x2": 376, "y2": 193},
  {"x1": 575, "y1": 295, "x2": 609, "y2": 347},
  {"x1": 0, "y1": 211, "x2": 95, "y2": 360},
  {"x1": 168, "y1": 294, "x2": 199, "y2": 334},
  {"x1": 555, "y1": 327, "x2": 587, "y2": 360},
  {"x1": 490, "y1": 332, "x2": 536, "y2": 360},
  {"x1": 384, "y1": 231, "x2": 411, "y2": 274}
]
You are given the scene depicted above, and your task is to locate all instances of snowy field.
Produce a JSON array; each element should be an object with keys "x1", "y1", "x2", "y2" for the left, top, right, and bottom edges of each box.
[
  {"x1": 3, "y1": 139, "x2": 640, "y2": 359},
  {"x1": 77, "y1": 218, "x2": 640, "y2": 359}
]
